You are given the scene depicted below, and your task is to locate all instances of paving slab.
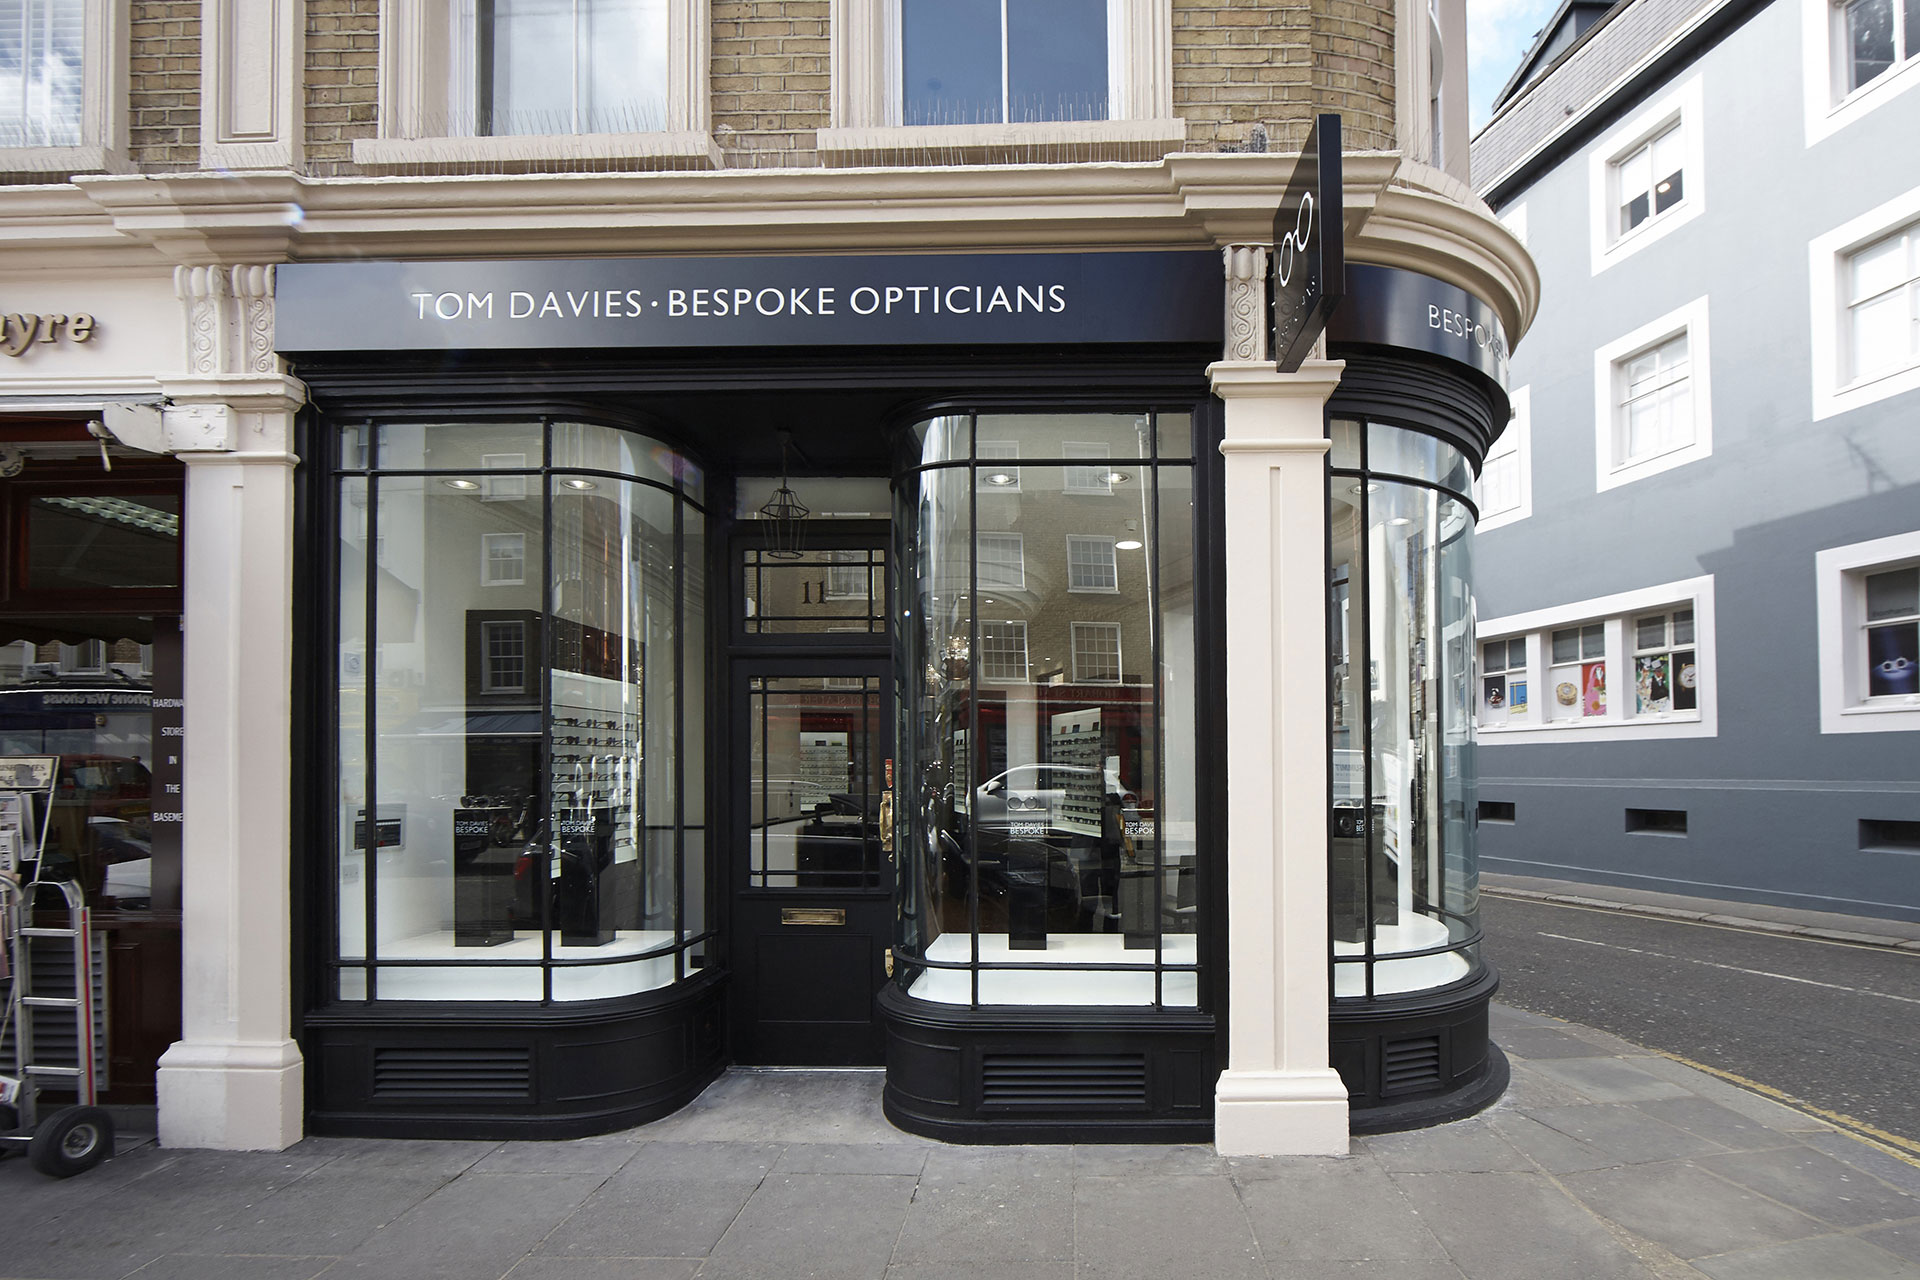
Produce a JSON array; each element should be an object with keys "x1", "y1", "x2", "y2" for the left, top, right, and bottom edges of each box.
[
  {"x1": 1864, "y1": 1222, "x2": 1920, "y2": 1266},
  {"x1": 502, "y1": 1260, "x2": 704, "y2": 1280},
  {"x1": 345, "y1": 1170, "x2": 608, "y2": 1271},
  {"x1": 891, "y1": 1151, "x2": 1075, "y2": 1264},
  {"x1": 774, "y1": 1142, "x2": 932, "y2": 1176},
  {"x1": 1523, "y1": 1056, "x2": 1696, "y2": 1104},
  {"x1": 1266, "y1": 1260, "x2": 1469, "y2": 1280},
  {"x1": 1483, "y1": 1111, "x2": 1631, "y2": 1174},
  {"x1": 1495, "y1": 1025, "x2": 1621, "y2": 1060},
  {"x1": 468, "y1": 1140, "x2": 642, "y2": 1177},
  {"x1": 883, "y1": 1265, "x2": 1074, "y2": 1280},
  {"x1": 1073, "y1": 1174, "x2": 1266, "y2": 1280},
  {"x1": 1392, "y1": 1170, "x2": 1664, "y2": 1280},
  {"x1": 1070, "y1": 1142, "x2": 1233, "y2": 1177},
  {"x1": 1695, "y1": 1145, "x2": 1920, "y2": 1228},
  {"x1": 1556, "y1": 1161, "x2": 1827, "y2": 1259},
  {"x1": 533, "y1": 1171, "x2": 762, "y2": 1260},
  {"x1": 1691, "y1": 1233, "x2": 1920, "y2": 1280},
  {"x1": 190, "y1": 1166, "x2": 454, "y2": 1257},
  {"x1": 701, "y1": 1171, "x2": 918, "y2": 1280},
  {"x1": 1360, "y1": 1117, "x2": 1533, "y2": 1174},
  {"x1": 121, "y1": 1255, "x2": 341, "y2": 1280},
  {"x1": 1524, "y1": 1102, "x2": 1733, "y2": 1163},
  {"x1": 1800, "y1": 1131, "x2": 1920, "y2": 1197},
  {"x1": 1629, "y1": 1096, "x2": 1803, "y2": 1153},
  {"x1": 1235, "y1": 1155, "x2": 1450, "y2": 1262}
]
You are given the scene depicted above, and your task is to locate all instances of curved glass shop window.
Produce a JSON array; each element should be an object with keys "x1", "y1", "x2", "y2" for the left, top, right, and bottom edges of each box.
[
  {"x1": 1328, "y1": 419, "x2": 1480, "y2": 1000},
  {"x1": 894, "y1": 410, "x2": 1200, "y2": 1007},
  {"x1": 333, "y1": 420, "x2": 709, "y2": 1002}
]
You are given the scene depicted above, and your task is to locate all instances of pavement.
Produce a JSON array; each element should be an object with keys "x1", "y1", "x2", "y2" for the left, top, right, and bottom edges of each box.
[{"x1": 2, "y1": 880, "x2": 1917, "y2": 1280}]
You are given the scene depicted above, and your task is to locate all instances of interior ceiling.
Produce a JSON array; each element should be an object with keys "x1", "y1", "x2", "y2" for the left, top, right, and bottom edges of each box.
[{"x1": 605, "y1": 386, "x2": 910, "y2": 477}]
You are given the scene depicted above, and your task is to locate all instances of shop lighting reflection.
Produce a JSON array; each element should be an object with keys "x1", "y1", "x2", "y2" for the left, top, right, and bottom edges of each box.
[
  {"x1": 1116, "y1": 539, "x2": 1144, "y2": 550},
  {"x1": 561, "y1": 477, "x2": 598, "y2": 491},
  {"x1": 442, "y1": 478, "x2": 481, "y2": 490}
]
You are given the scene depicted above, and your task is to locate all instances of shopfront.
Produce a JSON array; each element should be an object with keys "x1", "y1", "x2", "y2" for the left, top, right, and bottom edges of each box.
[{"x1": 269, "y1": 244, "x2": 1514, "y2": 1146}]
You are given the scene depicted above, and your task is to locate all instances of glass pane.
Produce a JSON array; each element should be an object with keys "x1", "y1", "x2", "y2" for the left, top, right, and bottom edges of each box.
[
  {"x1": 367, "y1": 476, "x2": 545, "y2": 999},
  {"x1": 744, "y1": 547, "x2": 888, "y2": 634},
  {"x1": 1156, "y1": 411, "x2": 1194, "y2": 461},
  {"x1": 1851, "y1": 233, "x2": 1909, "y2": 303},
  {"x1": 1852, "y1": 289, "x2": 1911, "y2": 379},
  {"x1": 1867, "y1": 622, "x2": 1918, "y2": 697},
  {"x1": 1636, "y1": 614, "x2": 1668, "y2": 650},
  {"x1": 1848, "y1": 0, "x2": 1896, "y2": 90},
  {"x1": 1329, "y1": 418, "x2": 1364, "y2": 470},
  {"x1": 1672, "y1": 649, "x2": 1699, "y2": 711},
  {"x1": 338, "y1": 480, "x2": 371, "y2": 984},
  {"x1": 1482, "y1": 641, "x2": 1506, "y2": 671},
  {"x1": 485, "y1": 0, "x2": 667, "y2": 136},
  {"x1": 551, "y1": 420, "x2": 679, "y2": 486},
  {"x1": 1508, "y1": 638, "x2": 1528, "y2": 669},
  {"x1": 1007, "y1": 0, "x2": 1108, "y2": 123},
  {"x1": 748, "y1": 675, "x2": 883, "y2": 890},
  {"x1": 1867, "y1": 567, "x2": 1919, "y2": 620},
  {"x1": 377, "y1": 421, "x2": 544, "y2": 472},
  {"x1": 1368, "y1": 423, "x2": 1472, "y2": 493},
  {"x1": 580, "y1": 0, "x2": 668, "y2": 134},
  {"x1": 977, "y1": 412, "x2": 1155, "y2": 461},
  {"x1": 1551, "y1": 628, "x2": 1580, "y2": 664},
  {"x1": 1438, "y1": 498, "x2": 1477, "y2": 947},
  {"x1": 26, "y1": 494, "x2": 180, "y2": 590},
  {"x1": 1330, "y1": 479, "x2": 1369, "y2": 942},
  {"x1": 1653, "y1": 168, "x2": 1683, "y2": 216},
  {"x1": 902, "y1": 0, "x2": 1001, "y2": 125},
  {"x1": 1581, "y1": 622, "x2": 1605, "y2": 657},
  {"x1": 1155, "y1": 466, "x2": 1198, "y2": 954},
  {"x1": 1673, "y1": 608, "x2": 1695, "y2": 644},
  {"x1": 0, "y1": 0, "x2": 83, "y2": 146}
]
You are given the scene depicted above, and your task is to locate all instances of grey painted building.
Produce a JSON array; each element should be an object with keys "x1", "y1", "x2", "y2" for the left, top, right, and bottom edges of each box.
[{"x1": 1469, "y1": 0, "x2": 1920, "y2": 921}]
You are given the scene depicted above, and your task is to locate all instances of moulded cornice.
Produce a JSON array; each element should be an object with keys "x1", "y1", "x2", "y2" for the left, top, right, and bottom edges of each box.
[{"x1": 6, "y1": 153, "x2": 1536, "y2": 346}]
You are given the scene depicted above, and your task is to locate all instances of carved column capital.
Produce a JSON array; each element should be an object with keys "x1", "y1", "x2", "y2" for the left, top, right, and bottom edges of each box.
[
  {"x1": 173, "y1": 263, "x2": 286, "y2": 381},
  {"x1": 1222, "y1": 244, "x2": 1269, "y2": 364}
]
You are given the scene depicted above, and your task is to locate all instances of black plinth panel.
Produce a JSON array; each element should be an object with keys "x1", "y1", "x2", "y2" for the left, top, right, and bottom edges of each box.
[
  {"x1": 1331, "y1": 963, "x2": 1508, "y2": 1134},
  {"x1": 303, "y1": 973, "x2": 725, "y2": 1139},
  {"x1": 878, "y1": 985, "x2": 1216, "y2": 1143}
]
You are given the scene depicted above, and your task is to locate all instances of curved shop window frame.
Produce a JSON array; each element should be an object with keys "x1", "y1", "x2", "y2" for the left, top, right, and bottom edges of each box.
[{"x1": 324, "y1": 415, "x2": 713, "y2": 1007}]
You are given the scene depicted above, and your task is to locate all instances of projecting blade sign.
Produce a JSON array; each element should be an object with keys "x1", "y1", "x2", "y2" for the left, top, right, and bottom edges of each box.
[{"x1": 1272, "y1": 113, "x2": 1345, "y2": 373}]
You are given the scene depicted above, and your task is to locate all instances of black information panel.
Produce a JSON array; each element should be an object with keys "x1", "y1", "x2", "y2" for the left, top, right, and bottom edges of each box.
[{"x1": 275, "y1": 251, "x2": 1225, "y2": 353}]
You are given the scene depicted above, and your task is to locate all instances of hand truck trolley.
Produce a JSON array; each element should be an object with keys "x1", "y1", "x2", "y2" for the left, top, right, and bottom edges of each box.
[{"x1": 0, "y1": 869, "x2": 115, "y2": 1178}]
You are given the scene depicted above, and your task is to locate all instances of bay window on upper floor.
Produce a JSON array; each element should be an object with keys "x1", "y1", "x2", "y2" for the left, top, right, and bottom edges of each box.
[{"x1": 356, "y1": 0, "x2": 714, "y2": 171}]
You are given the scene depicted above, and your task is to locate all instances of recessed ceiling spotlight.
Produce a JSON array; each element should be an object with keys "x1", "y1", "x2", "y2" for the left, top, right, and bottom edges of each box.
[
  {"x1": 561, "y1": 478, "x2": 598, "y2": 490},
  {"x1": 442, "y1": 478, "x2": 481, "y2": 491},
  {"x1": 984, "y1": 472, "x2": 1018, "y2": 486},
  {"x1": 1116, "y1": 539, "x2": 1144, "y2": 550}
]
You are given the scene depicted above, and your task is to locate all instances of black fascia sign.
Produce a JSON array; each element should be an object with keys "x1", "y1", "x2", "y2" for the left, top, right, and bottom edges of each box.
[
  {"x1": 1271, "y1": 113, "x2": 1345, "y2": 373},
  {"x1": 271, "y1": 251, "x2": 1224, "y2": 353}
]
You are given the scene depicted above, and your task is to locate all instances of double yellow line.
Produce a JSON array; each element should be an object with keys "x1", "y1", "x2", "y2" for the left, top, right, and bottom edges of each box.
[{"x1": 1660, "y1": 1052, "x2": 1920, "y2": 1168}]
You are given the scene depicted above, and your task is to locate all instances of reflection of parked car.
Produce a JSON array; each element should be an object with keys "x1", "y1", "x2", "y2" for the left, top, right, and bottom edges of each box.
[{"x1": 973, "y1": 764, "x2": 1130, "y2": 835}]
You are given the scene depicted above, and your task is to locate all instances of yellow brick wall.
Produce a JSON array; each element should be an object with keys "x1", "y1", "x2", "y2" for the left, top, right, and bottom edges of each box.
[
  {"x1": 1175, "y1": 0, "x2": 1397, "y2": 153},
  {"x1": 711, "y1": 0, "x2": 831, "y2": 169},
  {"x1": 307, "y1": 0, "x2": 381, "y2": 175},
  {"x1": 127, "y1": 0, "x2": 201, "y2": 171}
]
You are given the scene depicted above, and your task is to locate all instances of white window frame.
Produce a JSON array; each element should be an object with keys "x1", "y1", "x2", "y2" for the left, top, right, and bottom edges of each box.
[
  {"x1": 1588, "y1": 76, "x2": 1705, "y2": 276},
  {"x1": 480, "y1": 619, "x2": 528, "y2": 693},
  {"x1": 1816, "y1": 529, "x2": 1920, "y2": 732},
  {"x1": 977, "y1": 440, "x2": 1022, "y2": 492},
  {"x1": 976, "y1": 531, "x2": 1026, "y2": 593},
  {"x1": 977, "y1": 619, "x2": 1030, "y2": 684},
  {"x1": 1070, "y1": 621, "x2": 1122, "y2": 683},
  {"x1": 1476, "y1": 385, "x2": 1531, "y2": 532},
  {"x1": 1810, "y1": 184, "x2": 1920, "y2": 420},
  {"x1": 1477, "y1": 575, "x2": 1717, "y2": 744},
  {"x1": 1804, "y1": 0, "x2": 1920, "y2": 144},
  {"x1": 0, "y1": 0, "x2": 128, "y2": 173},
  {"x1": 1593, "y1": 297, "x2": 1713, "y2": 492},
  {"x1": 481, "y1": 531, "x2": 526, "y2": 585},
  {"x1": 1065, "y1": 535, "x2": 1119, "y2": 594},
  {"x1": 356, "y1": 0, "x2": 715, "y2": 172},
  {"x1": 821, "y1": 0, "x2": 1182, "y2": 161},
  {"x1": 1063, "y1": 442, "x2": 1112, "y2": 495}
]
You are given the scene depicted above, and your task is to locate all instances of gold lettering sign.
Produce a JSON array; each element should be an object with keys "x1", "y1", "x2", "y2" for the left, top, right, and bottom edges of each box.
[{"x1": 1, "y1": 313, "x2": 97, "y2": 357}]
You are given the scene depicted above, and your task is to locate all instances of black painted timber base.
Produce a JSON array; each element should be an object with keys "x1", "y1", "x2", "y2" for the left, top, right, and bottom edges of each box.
[
  {"x1": 302, "y1": 969, "x2": 726, "y2": 1140},
  {"x1": 878, "y1": 985, "x2": 1217, "y2": 1143},
  {"x1": 1332, "y1": 962, "x2": 1508, "y2": 1134}
]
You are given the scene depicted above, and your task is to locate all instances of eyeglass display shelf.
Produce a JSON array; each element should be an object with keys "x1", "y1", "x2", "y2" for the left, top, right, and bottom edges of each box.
[
  {"x1": 341, "y1": 928, "x2": 679, "y2": 1002},
  {"x1": 1332, "y1": 914, "x2": 1471, "y2": 996},
  {"x1": 905, "y1": 932, "x2": 1198, "y2": 1007}
]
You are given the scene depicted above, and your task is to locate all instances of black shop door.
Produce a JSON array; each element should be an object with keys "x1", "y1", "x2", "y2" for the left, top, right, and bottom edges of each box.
[{"x1": 729, "y1": 660, "x2": 893, "y2": 1065}]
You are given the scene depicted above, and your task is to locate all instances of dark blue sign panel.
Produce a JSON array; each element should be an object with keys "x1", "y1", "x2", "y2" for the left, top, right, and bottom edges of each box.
[
  {"x1": 1271, "y1": 112, "x2": 1344, "y2": 373},
  {"x1": 273, "y1": 251, "x2": 1224, "y2": 353},
  {"x1": 1328, "y1": 264, "x2": 1510, "y2": 389}
]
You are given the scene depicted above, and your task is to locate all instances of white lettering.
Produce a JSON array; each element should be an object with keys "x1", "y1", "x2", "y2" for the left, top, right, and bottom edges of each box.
[
  {"x1": 433, "y1": 292, "x2": 463, "y2": 320},
  {"x1": 851, "y1": 286, "x2": 881, "y2": 315},
  {"x1": 538, "y1": 292, "x2": 563, "y2": 318},
  {"x1": 944, "y1": 285, "x2": 971, "y2": 314},
  {"x1": 1017, "y1": 285, "x2": 1043, "y2": 312},
  {"x1": 692, "y1": 289, "x2": 710, "y2": 317},
  {"x1": 411, "y1": 292, "x2": 433, "y2": 319},
  {"x1": 787, "y1": 287, "x2": 813, "y2": 316},
  {"x1": 1275, "y1": 191, "x2": 1315, "y2": 289},
  {"x1": 986, "y1": 286, "x2": 1012, "y2": 314},
  {"x1": 161, "y1": 726, "x2": 184, "y2": 737},
  {"x1": 510, "y1": 291, "x2": 535, "y2": 318},
  {"x1": 734, "y1": 288, "x2": 753, "y2": 316},
  {"x1": 625, "y1": 289, "x2": 645, "y2": 314},
  {"x1": 1048, "y1": 284, "x2": 1067, "y2": 312},
  {"x1": 818, "y1": 286, "x2": 836, "y2": 315},
  {"x1": 884, "y1": 286, "x2": 904, "y2": 312},
  {"x1": 466, "y1": 292, "x2": 493, "y2": 319},
  {"x1": 668, "y1": 289, "x2": 688, "y2": 317},
  {"x1": 907, "y1": 285, "x2": 929, "y2": 313},
  {"x1": 756, "y1": 287, "x2": 784, "y2": 316}
]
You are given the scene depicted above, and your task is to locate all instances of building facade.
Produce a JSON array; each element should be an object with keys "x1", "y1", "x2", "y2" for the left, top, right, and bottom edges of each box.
[
  {"x1": 0, "y1": 0, "x2": 1533, "y2": 1154},
  {"x1": 1471, "y1": 0, "x2": 1920, "y2": 922}
]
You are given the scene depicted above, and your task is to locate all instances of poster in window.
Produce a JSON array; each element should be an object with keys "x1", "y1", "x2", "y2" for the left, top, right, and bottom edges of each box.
[
  {"x1": 1483, "y1": 675, "x2": 1506, "y2": 713},
  {"x1": 1868, "y1": 625, "x2": 1918, "y2": 697},
  {"x1": 1673, "y1": 649, "x2": 1698, "y2": 711},
  {"x1": 1635, "y1": 654, "x2": 1671, "y2": 714},
  {"x1": 1509, "y1": 680, "x2": 1529, "y2": 715},
  {"x1": 1582, "y1": 661, "x2": 1607, "y2": 716}
]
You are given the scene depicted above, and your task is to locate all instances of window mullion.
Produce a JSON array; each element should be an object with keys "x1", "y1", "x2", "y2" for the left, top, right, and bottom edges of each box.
[{"x1": 1000, "y1": 0, "x2": 1011, "y2": 123}]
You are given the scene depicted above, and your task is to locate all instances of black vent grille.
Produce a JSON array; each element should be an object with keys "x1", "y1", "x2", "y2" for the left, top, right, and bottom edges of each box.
[
  {"x1": 980, "y1": 1053, "x2": 1148, "y2": 1109},
  {"x1": 1382, "y1": 1035, "x2": 1443, "y2": 1096},
  {"x1": 371, "y1": 1046, "x2": 532, "y2": 1101}
]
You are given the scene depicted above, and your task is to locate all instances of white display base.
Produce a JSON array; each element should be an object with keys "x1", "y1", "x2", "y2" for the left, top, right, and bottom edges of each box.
[
  {"x1": 346, "y1": 929, "x2": 679, "y2": 1001},
  {"x1": 1332, "y1": 915, "x2": 1471, "y2": 996},
  {"x1": 907, "y1": 932, "x2": 1198, "y2": 1006}
]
